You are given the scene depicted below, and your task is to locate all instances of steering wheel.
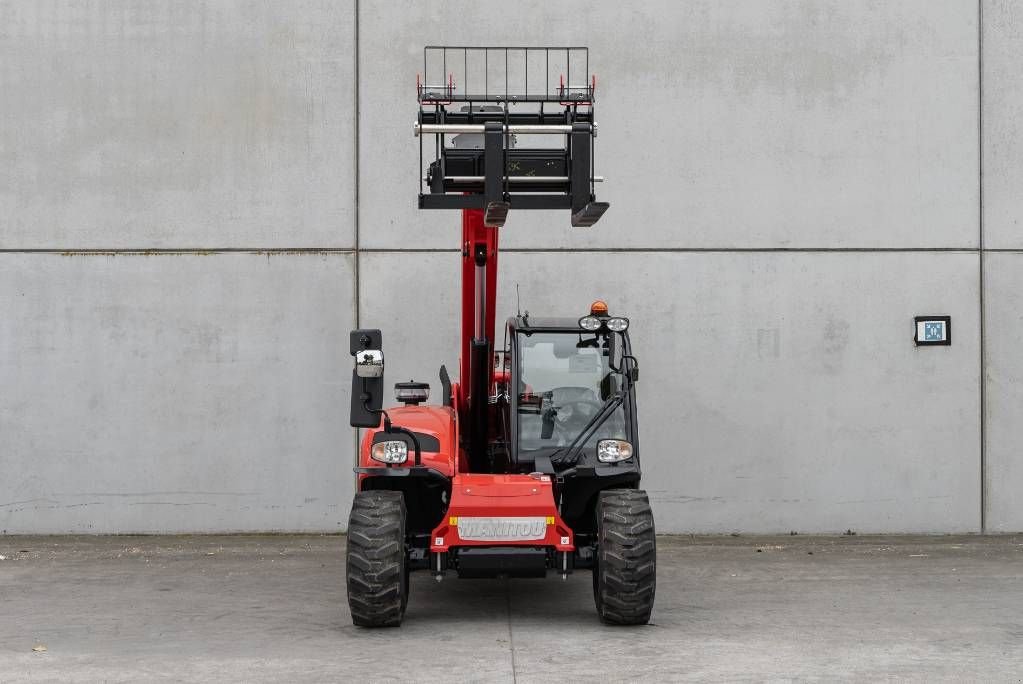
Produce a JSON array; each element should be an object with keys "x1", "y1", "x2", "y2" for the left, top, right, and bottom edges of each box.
[{"x1": 554, "y1": 400, "x2": 600, "y2": 428}]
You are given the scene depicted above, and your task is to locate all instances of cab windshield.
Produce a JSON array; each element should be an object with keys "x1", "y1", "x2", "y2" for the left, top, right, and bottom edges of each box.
[{"x1": 516, "y1": 331, "x2": 628, "y2": 455}]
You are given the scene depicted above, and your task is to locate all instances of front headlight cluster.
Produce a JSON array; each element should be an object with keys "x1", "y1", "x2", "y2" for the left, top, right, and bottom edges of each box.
[
  {"x1": 371, "y1": 440, "x2": 408, "y2": 464},
  {"x1": 597, "y1": 439, "x2": 633, "y2": 463}
]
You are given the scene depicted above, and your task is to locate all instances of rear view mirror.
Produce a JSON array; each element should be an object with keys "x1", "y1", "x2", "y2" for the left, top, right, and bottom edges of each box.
[
  {"x1": 351, "y1": 330, "x2": 384, "y2": 428},
  {"x1": 355, "y1": 349, "x2": 384, "y2": 378}
]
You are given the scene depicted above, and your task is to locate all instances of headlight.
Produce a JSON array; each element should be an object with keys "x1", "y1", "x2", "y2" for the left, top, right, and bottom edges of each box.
[
  {"x1": 371, "y1": 440, "x2": 408, "y2": 464},
  {"x1": 596, "y1": 439, "x2": 633, "y2": 463},
  {"x1": 579, "y1": 315, "x2": 601, "y2": 331},
  {"x1": 606, "y1": 317, "x2": 629, "y2": 332}
]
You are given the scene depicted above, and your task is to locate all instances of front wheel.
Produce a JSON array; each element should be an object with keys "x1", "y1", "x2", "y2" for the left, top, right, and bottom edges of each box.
[
  {"x1": 592, "y1": 489, "x2": 656, "y2": 625},
  {"x1": 346, "y1": 491, "x2": 408, "y2": 627}
]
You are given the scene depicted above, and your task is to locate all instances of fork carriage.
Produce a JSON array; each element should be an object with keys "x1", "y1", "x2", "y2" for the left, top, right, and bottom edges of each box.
[{"x1": 415, "y1": 46, "x2": 608, "y2": 227}]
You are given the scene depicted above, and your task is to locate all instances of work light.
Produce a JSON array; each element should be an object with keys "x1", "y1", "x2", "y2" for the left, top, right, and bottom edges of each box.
[
  {"x1": 606, "y1": 317, "x2": 629, "y2": 332},
  {"x1": 395, "y1": 381, "x2": 430, "y2": 405},
  {"x1": 371, "y1": 440, "x2": 409, "y2": 464},
  {"x1": 579, "y1": 315, "x2": 601, "y2": 331},
  {"x1": 596, "y1": 439, "x2": 633, "y2": 463}
]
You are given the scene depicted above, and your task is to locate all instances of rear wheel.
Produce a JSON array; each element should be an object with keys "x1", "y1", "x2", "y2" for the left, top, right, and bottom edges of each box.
[
  {"x1": 346, "y1": 491, "x2": 408, "y2": 627},
  {"x1": 592, "y1": 489, "x2": 656, "y2": 625}
]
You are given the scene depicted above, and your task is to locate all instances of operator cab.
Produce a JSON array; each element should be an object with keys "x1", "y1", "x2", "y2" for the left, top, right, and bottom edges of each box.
[{"x1": 502, "y1": 303, "x2": 639, "y2": 474}]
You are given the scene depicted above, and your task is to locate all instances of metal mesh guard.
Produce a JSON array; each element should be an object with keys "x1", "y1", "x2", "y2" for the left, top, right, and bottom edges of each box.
[{"x1": 419, "y1": 46, "x2": 594, "y2": 104}]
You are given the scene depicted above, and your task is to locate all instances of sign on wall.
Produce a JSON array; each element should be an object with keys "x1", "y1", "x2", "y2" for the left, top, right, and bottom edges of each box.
[{"x1": 914, "y1": 316, "x2": 951, "y2": 346}]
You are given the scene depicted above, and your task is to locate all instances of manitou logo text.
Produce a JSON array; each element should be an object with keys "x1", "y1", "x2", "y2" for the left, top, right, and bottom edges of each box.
[{"x1": 456, "y1": 517, "x2": 547, "y2": 542}]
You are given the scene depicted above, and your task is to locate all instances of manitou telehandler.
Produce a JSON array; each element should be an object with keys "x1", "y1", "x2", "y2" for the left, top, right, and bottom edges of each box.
[{"x1": 346, "y1": 47, "x2": 655, "y2": 626}]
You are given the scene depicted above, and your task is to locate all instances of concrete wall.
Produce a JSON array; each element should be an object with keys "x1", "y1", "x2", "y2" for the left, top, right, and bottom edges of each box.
[
  {"x1": 0, "y1": 0, "x2": 1018, "y2": 533},
  {"x1": 1, "y1": 0, "x2": 358, "y2": 533},
  {"x1": 0, "y1": 253, "x2": 356, "y2": 533},
  {"x1": 983, "y1": 0, "x2": 1023, "y2": 532}
]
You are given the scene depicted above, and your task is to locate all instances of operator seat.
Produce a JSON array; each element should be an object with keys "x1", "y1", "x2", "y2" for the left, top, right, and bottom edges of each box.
[{"x1": 516, "y1": 386, "x2": 599, "y2": 454}]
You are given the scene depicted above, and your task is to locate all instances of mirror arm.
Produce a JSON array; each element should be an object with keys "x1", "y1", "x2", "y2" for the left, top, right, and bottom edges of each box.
[
  {"x1": 622, "y1": 354, "x2": 639, "y2": 382},
  {"x1": 608, "y1": 332, "x2": 622, "y2": 372}
]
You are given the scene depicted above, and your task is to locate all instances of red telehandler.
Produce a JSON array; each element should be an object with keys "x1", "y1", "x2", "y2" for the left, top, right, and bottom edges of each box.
[{"x1": 346, "y1": 47, "x2": 654, "y2": 626}]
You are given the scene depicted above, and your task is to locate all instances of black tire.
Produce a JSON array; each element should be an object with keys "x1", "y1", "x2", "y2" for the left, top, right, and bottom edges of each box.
[
  {"x1": 346, "y1": 491, "x2": 408, "y2": 627},
  {"x1": 592, "y1": 489, "x2": 656, "y2": 625}
]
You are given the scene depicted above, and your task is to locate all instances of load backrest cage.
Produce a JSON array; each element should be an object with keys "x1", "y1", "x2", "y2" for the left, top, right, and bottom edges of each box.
[{"x1": 415, "y1": 46, "x2": 609, "y2": 228}]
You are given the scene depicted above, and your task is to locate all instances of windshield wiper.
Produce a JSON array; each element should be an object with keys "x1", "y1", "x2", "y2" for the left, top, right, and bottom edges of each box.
[{"x1": 549, "y1": 393, "x2": 624, "y2": 468}]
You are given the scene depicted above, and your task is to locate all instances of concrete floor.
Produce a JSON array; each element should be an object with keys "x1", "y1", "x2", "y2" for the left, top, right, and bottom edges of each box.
[{"x1": 0, "y1": 535, "x2": 1021, "y2": 682}]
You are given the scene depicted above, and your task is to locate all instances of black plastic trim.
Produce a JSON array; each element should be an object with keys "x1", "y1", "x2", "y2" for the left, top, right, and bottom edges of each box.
[
  {"x1": 354, "y1": 466, "x2": 449, "y2": 482},
  {"x1": 371, "y1": 431, "x2": 441, "y2": 453},
  {"x1": 455, "y1": 546, "x2": 548, "y2": 579}
]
